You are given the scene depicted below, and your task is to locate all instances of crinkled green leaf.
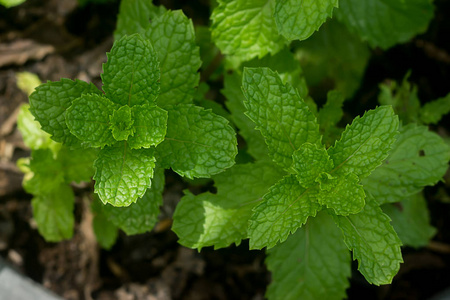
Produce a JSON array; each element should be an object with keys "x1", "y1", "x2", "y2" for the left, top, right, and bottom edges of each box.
[
  {"x1": 363, "y1": 124, "x2": 450, "y2": 204},
  {"x1": 292, "y1": 143, "x2": 333, "y2": 188},
  {"x1": 29, "y1": 79, "x2": 101, "y2": 146},
  {"x1": 223, "y1": 72, "x2": 268, "y2": 161},
  {"x1": 109, "y1": 105, "x2": 134, "y2": 141},
  {"x1": 317, "y1": 172, "x2": 365, "y2": 216},
  {"x1": 17, "y1": 104, "x2": 60, "y2": 153},
  {"x1": 31, "y1": 184, "x2": 74, "y2": 242},
  {"x1": 114, "y1": 0, "x2": 166, "y2": 40},
  {"x1": 211, "y1": 0, "x2": 286, "y2": 66},
  {"x1": 156, "y1": 104, "x2": 237, "y2": 179},
  {"x1": 331, "y1": 197, "x2": 403, "y2": 285},
  {"x1": 383, "y1": 193, "x2": 436, "y2": 248},
  {"x1": 336, "y1": 0, "x2": 434, "y2": 49},
  {"x1": 378, "y1": 72, "x2": 421, "y2": 124},
  {"x1": 274, "y1": 0, "x2": 338, "y2": 41},
  {"x1": 102, "y1": 34, "x2": 160, "y2": 106},
  {"x1": 420, "y1": 93, "x2": 450, "y2": 125},
  {"x1": 58, "y1": 146, "x2": 98, "y2": 183},
  {"x1": 128, "y1": 104, "x2": 168, "y2": 149},
  {"x1": 243, "y1": 48, "x2": 309, "y2": 99},
  {"x1": 93, "y1": 142, "x2": 156, "y2": 207},
  {"x1": 249, "y1": 175, "x2": 321, "y2": 249},
  {"x1": 296, "y1": 19, "x2": 370, "y2": 98},
  {"x1": 91, "y1": 197, "x2": 119, "y2": 250},
  {"x1": 102, "y1": 167, "x2": 164, "y2": 235},
  {"x1": 173, "y1": 162, "x2": 285, "y2": 250},
  {"x1": 328, "y1": 106, "x2": 399, "y2": 178},
  {"x1": 242, "y1": 67, "x2": 320, "y2": 169},
  {"x1": 266, "y1": 211, "x2": 350, "y2": 300},
  {"x1": 23, "y1": 149, "x2": 64, "y2": 195},
  {"x1": 65, "y1": 94, "x2": 117, "y2": 148},
  {"x1": 143, "y1": 10, "x2": 201, "y2": 107}
]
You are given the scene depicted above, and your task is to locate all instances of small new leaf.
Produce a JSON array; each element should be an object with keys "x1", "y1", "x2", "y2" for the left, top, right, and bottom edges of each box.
[
  {"x1": 317, "y1": 172, "x2": 365, "y2": 216},
  {"x1": 128, "y1": 104, "x2": 168, "y2": 149},
  {"x1": 109, "y1": 105, "x2": 135, "y2": 141},
  {"x1": 291, "y1": 142, "x2": 333, "y2": 188}
]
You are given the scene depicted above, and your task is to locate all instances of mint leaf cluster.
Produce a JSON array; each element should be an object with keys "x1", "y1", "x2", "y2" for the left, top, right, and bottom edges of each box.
[{"x1": 29, "y1": 12, "x2": 237, "y2": 207}]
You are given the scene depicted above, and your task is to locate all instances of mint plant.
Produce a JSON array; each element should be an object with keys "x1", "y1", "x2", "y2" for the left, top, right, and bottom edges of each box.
[
  {"x1": 29, "y1": 29, "x2": 237, "y2": 207},
  {"x1": 16, "y1": 0, "x2": 450, "y2": 298}
]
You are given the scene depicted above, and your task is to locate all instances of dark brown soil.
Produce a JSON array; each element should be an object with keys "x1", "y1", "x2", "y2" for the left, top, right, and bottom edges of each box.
[{"x1": 1, "y1": 1, "x2": 450, "y2": 299}]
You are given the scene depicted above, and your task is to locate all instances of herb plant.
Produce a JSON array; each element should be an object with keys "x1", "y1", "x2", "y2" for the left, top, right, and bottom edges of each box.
[{"x1": 16, "y1": 0, "x2": 450, "y2": 299}]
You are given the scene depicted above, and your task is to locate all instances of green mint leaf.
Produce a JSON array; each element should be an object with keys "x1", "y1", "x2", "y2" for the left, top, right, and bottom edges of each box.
[
  {"x1": 128, "y1": 104, "x2": 168, "y2": 149},
  {"x1": 57, "y1": 147, "x2": 97, "y2": 183},
  {"x1": 91, "y1": 197, "x2": 119, "y2": 250},
  {"x1": 242, "y1": 67, "x2": 320, "y2": 169},
  {"x1": 382, "y1": 193, "x2": 436, "y2": 248},
  {"x1": 29, "y1": 79, "x2": 101, "y2": 146},
  {"x1": 102, "y1": 34, "x2": 160, "y2": 106},
  {"x1": 31, "y1": 184, "x2": 74, "y2": 242},
  {"x1": 23, "y1": 149, "x2": 65, "y2": 195},
  {"x1": 363, "y1": 124, "x2": 450, "y2": 204},
  {"x1": 211, "y1": 0, "x2": 286, "y2": 65},
  {"x1": 114, "y1": 0, "x2": 166, "y2": 40},
  {"x1": 156, "y1": 104, "x2": 237, "y2": 179},
  {"x1": 0, "y1": 0, "x2": 26, "y2": 8},
  {"x1": 172, "y1": 162, "x2": 285, "y2": 250},
  {"x1": 249, "y1": 175, "x2": 321, "y2": 249},
  {"x1": 331, "y1": 197, "x2": 403, "y2": 285},
  {"x1": 102, "y1": 167, "x2": 165, "y2": 235},
  {"x1": 419, "y1": 93, "x2": 450, "y2": 125},
  {"x1": 317, "y1": 172, "x2": 365, "y2": 216},
  {"x1": 143, "y1": 10, "x2": 201, "y2": 107},
  {"x1": 93, "y1": 142, "x2": 156, "y2": 207},
  {"x1": 65, "y1": 94, "x2": 117, "y2": 148},
  {"x1": 336, "y1": 0, "x2": 434, "y2": 49},
  {"x1": 109, "y1": 105, "x2": 135, "y2": 141},
  {"x1": 297, "y1": 19, "x2": 370, "y2": 98},
  {"x1": 328, "y1": 106, "x2": 399, "y2": 179},
  {"x1": 223, "y1": 72, "x2": 269, "y2": 161},
  {"x1": 243, "y1": 47, "x2": 309, "y2": 99},
  {"x1": 17, "y1": 104, "x2": 60, "y2": 153},
  {"x1": 274, "y1": 0, "x2": 338, "y2": 41},
  {"x1": 292, "y1": 143, "x2": 333, "y2": 188},
  {"x1": 266, "y1": 211, "x2": 350, "y2": 300}
]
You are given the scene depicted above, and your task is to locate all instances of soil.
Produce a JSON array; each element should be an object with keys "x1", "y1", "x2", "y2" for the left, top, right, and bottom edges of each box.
[{"x1": 1, "y1": 0, "x2": 450, "y2": 299}]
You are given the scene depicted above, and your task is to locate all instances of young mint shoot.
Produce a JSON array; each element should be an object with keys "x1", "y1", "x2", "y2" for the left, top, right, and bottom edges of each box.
[{"x1": 29, "y1": 29, "x2": 237, "y2": 207}]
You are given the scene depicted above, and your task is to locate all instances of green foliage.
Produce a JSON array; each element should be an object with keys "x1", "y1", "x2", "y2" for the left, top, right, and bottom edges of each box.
[
  {"x1": 18, "y1": 1, "x2": 450, "y2": 299},
  {"x1": 336, "y1": 0, "x2": 434, "y2": 49},
  {"x1": 29, "y1": 29, "x2": 236, "y2": 207}
]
